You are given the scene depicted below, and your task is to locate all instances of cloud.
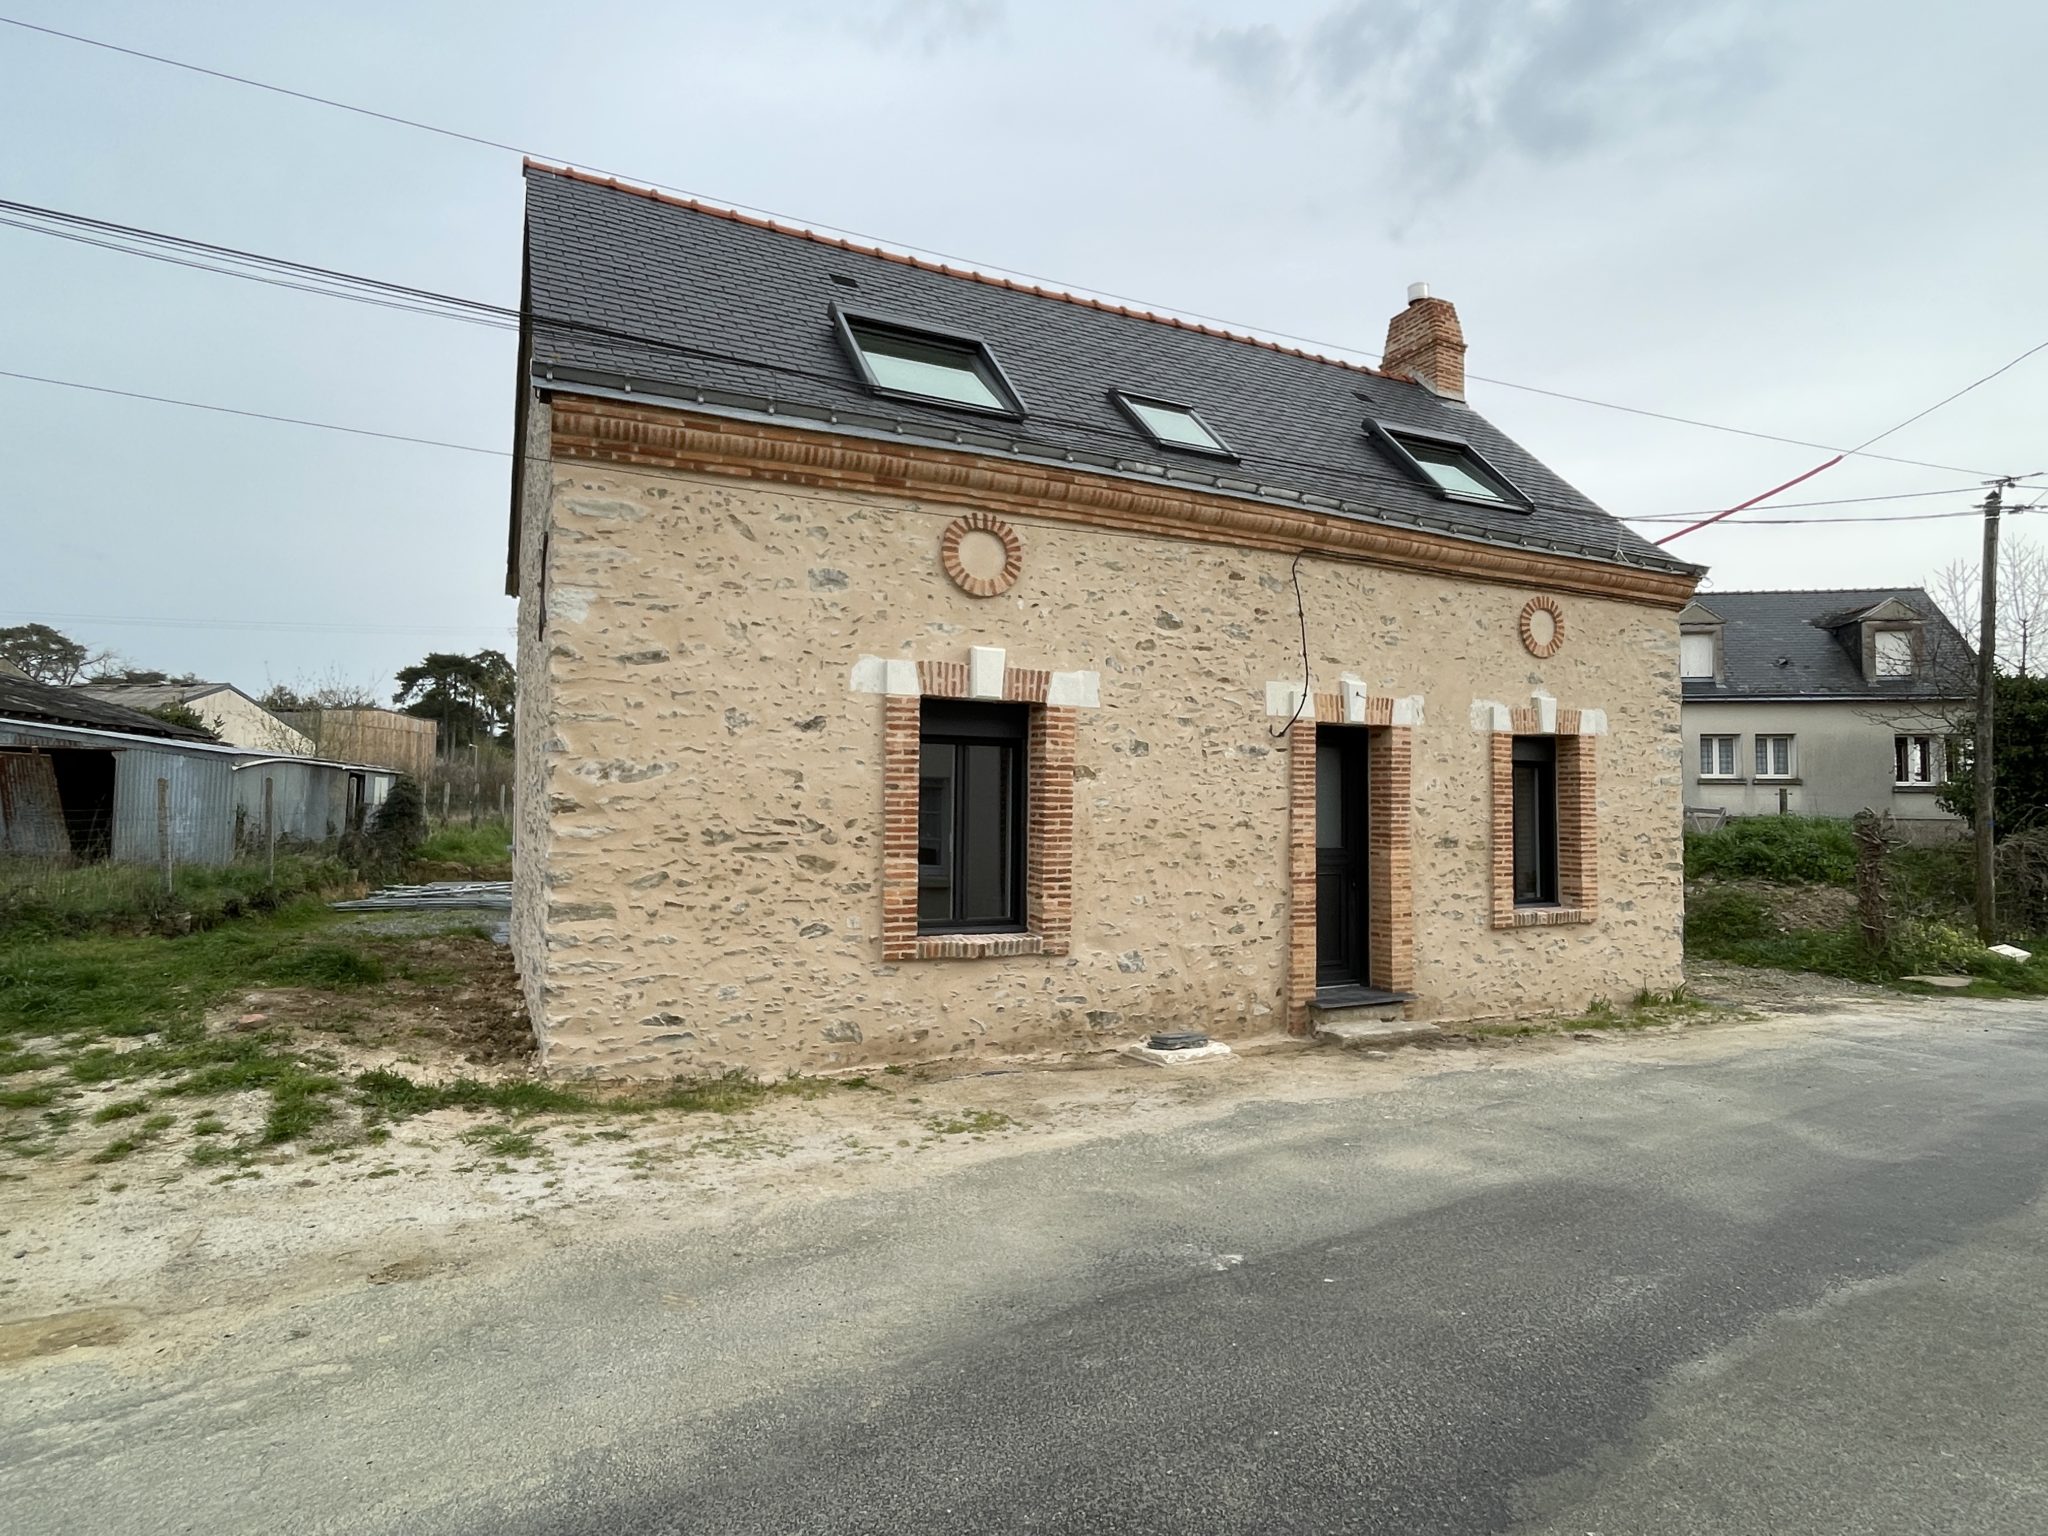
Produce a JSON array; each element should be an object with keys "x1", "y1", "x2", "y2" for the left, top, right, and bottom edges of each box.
[
  {"x1": 852, "y1": 0, "x2": 1005, "y2": 54},
  {"x1": 1188, "y1": 0, "x2": 1773, "y2": 186},
  {"x1": 1186, "y1": 22, "x2": 1295, "y2": 105}
]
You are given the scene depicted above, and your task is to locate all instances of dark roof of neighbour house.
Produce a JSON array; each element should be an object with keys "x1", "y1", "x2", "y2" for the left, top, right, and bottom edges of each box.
[
  {"x1": 0, "y1": 674, "x2": 217, "y2": 741},
  {"x1": 77, "y1": 680, "x2": 237, "y2": 711},
  {"x1": 1683, "y1": 588, "x2": 1974, "y2": 701},
  {"x1": 516, "y1": 162, "x2": 1697, "y2": 587}
]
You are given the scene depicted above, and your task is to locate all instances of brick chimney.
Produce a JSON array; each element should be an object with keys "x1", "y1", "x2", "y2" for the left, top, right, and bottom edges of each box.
[{"x1": 1381, "y1": 282, "x2": 1466, "y2": 400}]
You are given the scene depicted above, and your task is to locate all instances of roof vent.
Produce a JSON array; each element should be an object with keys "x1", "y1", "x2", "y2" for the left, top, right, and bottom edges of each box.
[
  {"x1": 1407, "y1": 281, "x2": 1431, "y2": 303},
  {"x1": 829, "y1": 274, "x2": 859, "y2": 289}
]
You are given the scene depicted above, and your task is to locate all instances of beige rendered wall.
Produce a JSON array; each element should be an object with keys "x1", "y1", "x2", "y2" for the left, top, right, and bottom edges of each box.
[
  {"x1": 198, "y1": 692, "x2": 314, "y2": 756},
  {"x1": 1682, "y1": 697, "x2": 1961, "y2": 825},
  {"x1": 511, "y1": 394, "x2": 556, "y2": 1032},
  {"x1": 516, "y1": 453, "x2": 1687, "y2": 1078}
]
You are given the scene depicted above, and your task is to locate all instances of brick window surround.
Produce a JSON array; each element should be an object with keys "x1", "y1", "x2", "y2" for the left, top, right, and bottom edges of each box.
[
  {"x1": 879, "y1": 659, "x2": 1077, "y2": 963},
  {"x1": 1487, "y1": 704, "x2": 1599, "y2": 930},
  {"x1": 1285, "y1": 688, "x2": 1416, "y2": 1035}
]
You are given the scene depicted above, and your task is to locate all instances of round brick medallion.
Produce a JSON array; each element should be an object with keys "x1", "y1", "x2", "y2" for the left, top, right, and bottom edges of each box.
[
  {"x1": 1519, "y1": 595, "x2": 1565, "y2": 658},
  {"x1": 940, "y1": 512, "x2": 1023, "y2": 598}
]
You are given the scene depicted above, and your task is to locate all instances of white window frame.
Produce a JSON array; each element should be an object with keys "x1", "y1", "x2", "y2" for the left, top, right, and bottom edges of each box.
[
  {"x1": 1894, "y1": 734, "x2": 1941, "y2": 786},
  {"x1": 1698, "y1": 734, "x2": 1740, "y2": 779},
  {"x1": 1679, "y1": 632, "x2": 1718, "y2": 681},
  {"x1": 1755, "y1": 734, "x2": 1796, "y2": 780},
  {"x1": 1874, "y1": 629, "x2": 1916, "y2": 678}
]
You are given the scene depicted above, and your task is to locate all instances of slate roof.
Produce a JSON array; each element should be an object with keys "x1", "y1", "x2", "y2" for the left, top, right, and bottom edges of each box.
[
  {"x1": 517, "y1": 163, "x2": 1695, "y2": 586},
  {"x1": 1683, "y1": 588, "x2": 1974, "y2": 701},
  {"x1": 0, "y1": 675, "x2": 215, "y2": 740}
]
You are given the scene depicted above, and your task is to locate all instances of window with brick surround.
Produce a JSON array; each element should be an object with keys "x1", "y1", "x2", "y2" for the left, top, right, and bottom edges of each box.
[
  {"x1": 917, "y1": 700, "x2": 1027, "y2": 933},
  {"x1": 877, "y1": 663, "x2": 1078, "y2": 964},
  {"x1": 1511, "y1": 737, "x2": 1559, "y2": 906},
  {"x1": 1488, "y1": 725, "x2": 1598, "y2": 929}
]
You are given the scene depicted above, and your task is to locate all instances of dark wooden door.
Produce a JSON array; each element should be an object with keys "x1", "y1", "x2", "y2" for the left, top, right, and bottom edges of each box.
[{"x1": 1315, "y1": 731, "x2": 1371, "y2": 987}]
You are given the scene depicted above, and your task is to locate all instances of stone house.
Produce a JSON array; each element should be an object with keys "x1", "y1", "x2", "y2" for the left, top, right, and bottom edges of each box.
[
  {"x1": 506, "y1": 160, "x2": 1703, "y2": 1077},
  {"x1": 1680, "y1": 588, "x2": 1971, "y2": 832}
]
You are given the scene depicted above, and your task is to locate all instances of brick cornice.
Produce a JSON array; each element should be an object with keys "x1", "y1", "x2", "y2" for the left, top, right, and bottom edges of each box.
[{"x1": 548, "y1": 394, "x2": 1700, "y2": 610}]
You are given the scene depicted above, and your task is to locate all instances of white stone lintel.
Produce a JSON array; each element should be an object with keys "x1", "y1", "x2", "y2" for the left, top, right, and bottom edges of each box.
[
  {"x1": 1531, "y1": 691, "x2": 1559, "y2": 733},
  {"x1": 1391, "y1": 695, "x2": 1424, "y2": 727},
  {"x1": 1470, "y1": 699, "x2": 1513, "y2": 733},
  {"x1": 1047, "y1": 670, "x2": 1101, "y2": 709},
  {"x1": 1265, "y1": 680, "x2": 1307, "y2": 718},
  {"x1": 854, "y1": 656, "x2": 922, "y2": 697},
  {"x1": 969, "y1": 645, "x2": 1007, "y2": 700},
  {"x1": 1578, "y1": 707, "x2": 1608, "y2": 736},
  {"x1": 1341, "y1": 678, "x2": 1368, "y2": 724}
]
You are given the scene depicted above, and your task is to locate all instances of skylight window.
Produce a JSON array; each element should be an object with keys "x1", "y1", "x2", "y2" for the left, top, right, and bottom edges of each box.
[
  {"x1": 834, "y1": 308, "x2": 1024, "y2": 416},
  {"x1": 1370, "y1": 424, "x2": 1529, "y2": 509},
  {"x1": 1111, "y1": 391, "x2": 1234, "y2": 457}
]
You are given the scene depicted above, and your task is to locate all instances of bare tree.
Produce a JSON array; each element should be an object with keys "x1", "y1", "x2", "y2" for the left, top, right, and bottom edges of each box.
[{"x1": 1930, "y1": 531, "x2": 2048, "y2": 677}]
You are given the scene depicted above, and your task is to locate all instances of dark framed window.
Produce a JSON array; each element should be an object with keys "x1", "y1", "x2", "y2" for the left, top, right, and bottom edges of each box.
[
  {"x1": 1109, "y1": 390, "x2": 1235, "y2": 458},
  {"x1": 1512, "y1": 736, "x2": 1559, "y2": 906},
  {"x1": 917, "y1": 700, "x2": 1028, "y2": 932},
  {"x1": 1368, "y1": 422, "x2": 1530, "y2": 509},
  {"x1": 833, "y1": 305, "x2": 1026, "y2": 417}
]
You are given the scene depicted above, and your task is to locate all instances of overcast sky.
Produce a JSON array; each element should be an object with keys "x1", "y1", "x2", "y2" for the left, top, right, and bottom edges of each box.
[{"x1": 3, "y1": 1, "x2": 2042, "y2": 694}]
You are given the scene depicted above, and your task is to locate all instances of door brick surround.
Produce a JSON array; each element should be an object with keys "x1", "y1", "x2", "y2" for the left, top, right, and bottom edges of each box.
[
  {"x1": 1286, "y1": 690, "x2": 1416, "y2": 1034},
  {"x1": 878, "y1": 661, "x2": 1078, "y2": 963}
]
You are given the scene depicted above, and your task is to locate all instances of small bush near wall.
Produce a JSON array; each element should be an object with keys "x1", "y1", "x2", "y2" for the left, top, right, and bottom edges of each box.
[{"x1": 1684, "y1": 816, "x2": 1857, "y2": 886}]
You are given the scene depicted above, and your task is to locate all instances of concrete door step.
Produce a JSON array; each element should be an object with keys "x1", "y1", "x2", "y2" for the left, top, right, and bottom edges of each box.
[{"x1": 1314, "y1": 1019, "x2": 1443, "y2": 1049}]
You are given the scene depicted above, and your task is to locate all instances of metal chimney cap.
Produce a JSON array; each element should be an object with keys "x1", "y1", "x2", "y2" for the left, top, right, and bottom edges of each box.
[{"x1": 1407, "y1": 281, "x2": 1431, "y2": 303}]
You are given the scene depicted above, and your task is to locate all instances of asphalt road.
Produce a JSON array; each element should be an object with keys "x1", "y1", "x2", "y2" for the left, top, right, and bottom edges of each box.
[{"x1": 8, "y1": 1006, "x2": 2048, "y2": 1534}]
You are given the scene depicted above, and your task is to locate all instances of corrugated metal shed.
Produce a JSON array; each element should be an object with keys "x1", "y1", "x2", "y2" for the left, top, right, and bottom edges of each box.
[{"x1": 0, "y1": 715, "x2": 397, "y2": 867}]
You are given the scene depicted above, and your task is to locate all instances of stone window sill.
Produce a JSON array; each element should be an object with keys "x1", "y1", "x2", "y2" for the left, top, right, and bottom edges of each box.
[
  {"x1": 1893, "y1": 783, "x2": 1943, "y2": 794},
  {"x1": 1495, "y1": 905, "x2": 1596, "y2": 930},
  {"x1": 914, "y1": 932, "x2": 1045, "y2": 961}
]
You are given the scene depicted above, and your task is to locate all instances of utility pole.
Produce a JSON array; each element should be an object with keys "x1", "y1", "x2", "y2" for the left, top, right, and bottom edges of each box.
[{"x1": 1975, "y1": 484, "x2": 2005, "y2": 942}]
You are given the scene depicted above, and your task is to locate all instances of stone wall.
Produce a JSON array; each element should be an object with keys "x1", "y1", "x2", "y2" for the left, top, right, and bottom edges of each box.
[
  {"x1": 510, "y1": 393, "x2": 555, "y2": 1033},
  {"x1": 514, "y1": 429, "x2": 1687, "y2": 1077}
]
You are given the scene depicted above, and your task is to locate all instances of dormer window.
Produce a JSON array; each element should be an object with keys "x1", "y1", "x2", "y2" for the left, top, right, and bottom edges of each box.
[
  {"x1": 1677, "y1": 601, "x2": 1723, "y2": 682},
  {"x1": 1874, "y1": 629, "x2": 1915, "y2": 677},
  {"x1": 1368, "y1": 423, "x2": 1529, "y2": 509},
  {"x1": 834, "y1": 307, "x2": 1025, "y2": 417},
  {"x1": 1111, "y1": 391, "x2": 1234, "y2": 457}
]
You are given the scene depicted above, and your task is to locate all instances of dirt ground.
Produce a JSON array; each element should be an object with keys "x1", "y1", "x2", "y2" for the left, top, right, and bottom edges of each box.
[{"x1": 0, "y1": 936, "x2": 1938, "y2": 1373}]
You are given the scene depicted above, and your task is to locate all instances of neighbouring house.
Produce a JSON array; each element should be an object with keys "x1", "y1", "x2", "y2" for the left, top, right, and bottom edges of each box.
[
  {"x1": 0, "y1": 674, "x2": 396, "y2": 863},
  {"x1": 80, "y1": 680, "x2": 315, "y2": 756},
  {"x1": 505, "y1": 161, "x2": 1703, "y2": 1078},
  {"x1": 276, "y1": 706, "x2": 438, "y2": 778},
  {"x1": 1679, "y1": 588, "x2": 1972, "y2": 832}
]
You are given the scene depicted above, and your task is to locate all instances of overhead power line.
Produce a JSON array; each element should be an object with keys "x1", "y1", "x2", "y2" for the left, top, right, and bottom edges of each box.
[
  {"x1": 0, "y1": 17, "x2": 2020, "y2": 482},
  {"x1": 0, "y1": 196, "x2": 2023, "y2": 512},
  {"x1": 0, "y1": 364, "x2": 2018, "y2": 531}
]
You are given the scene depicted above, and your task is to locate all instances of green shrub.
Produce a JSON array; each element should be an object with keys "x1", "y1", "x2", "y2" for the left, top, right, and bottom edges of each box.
[
  {"x1": 1684, "y1": 817, "x2": 1857, "y2": 886},
  {"x1": 1683, "y1": 887, "x2": 1777, "y2": 948}
]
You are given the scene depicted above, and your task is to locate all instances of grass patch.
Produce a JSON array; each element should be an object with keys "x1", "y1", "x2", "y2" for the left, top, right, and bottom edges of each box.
[
  {"x1": 923, "y1": 1109, "x2": 1014, "y2": 1137},
  {"x1": 413, "y1": 821, "x2": 512, "y2": 871},
  {"x1": 462, "y1": 1123, "x2": 540, "y2": 1159},
  {"x1": 0, "y1": 854, "x2": 356, "y2": 941},
  {"x1": 0, "y1": 1083, "x2": 60, "y2": 1109},
  {"x1": 1685, "y1": 817, "x2": 1856, "y2": 886},
  {"x1": 90, "y1": 1097, "x2": 151, "y2": 1124},
  {"x1": 88, "y1": 1135, "x2": 144, "y2": 1164}
]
